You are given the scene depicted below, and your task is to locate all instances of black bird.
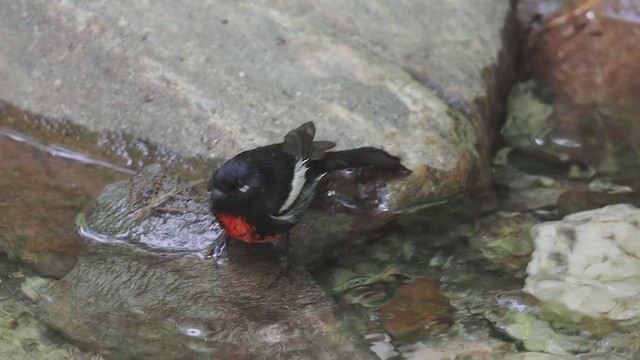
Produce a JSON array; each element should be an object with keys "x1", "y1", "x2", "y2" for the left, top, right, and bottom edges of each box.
[{"x1": 208, "y1": 121, "x2": 408, "y2": 256}]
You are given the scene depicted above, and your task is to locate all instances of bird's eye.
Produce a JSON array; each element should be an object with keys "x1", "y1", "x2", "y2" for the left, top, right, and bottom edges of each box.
[{"x1": 237, "y1": 181, "x2": 250, "y2": 193}]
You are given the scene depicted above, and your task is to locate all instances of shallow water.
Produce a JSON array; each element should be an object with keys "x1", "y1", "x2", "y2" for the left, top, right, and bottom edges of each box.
[
  {"x1": 2, "y1": 2, "x2": 640, "y2": 354},
  {"x1": 1, "y1": 101, "x2": 639, "y2": 359}
]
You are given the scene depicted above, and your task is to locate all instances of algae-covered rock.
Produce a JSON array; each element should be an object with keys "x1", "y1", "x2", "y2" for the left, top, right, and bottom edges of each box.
[
  {"x1": 310, "y1": 204, "x2": 640, "y2": 358},
  {"x1": 484, "y1": 299, "x2": 593, "y2": 354},
  {"x1": 452, "y1": 212, "x2": 538, "y2": 274},
  {"x1": 481, "y1": 289, "x2": 640, "y2": 358},
  {"x1": 501, "y1": 80, "x2": 553, "y2": 148},
  {"x1": 33, "y1": 165, "x2": 372, "y2": 359},
  {"x1": 0, "y1": 296, "x2": 96, "y2": 360},
  {"x1": 0, "y1": 272, "x2": 98, "y2": 360}
]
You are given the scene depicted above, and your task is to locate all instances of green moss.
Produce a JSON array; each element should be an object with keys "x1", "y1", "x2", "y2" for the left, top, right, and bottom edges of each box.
[{"x1": 501, "y1": 80, "x2": 553, "y2": 148}]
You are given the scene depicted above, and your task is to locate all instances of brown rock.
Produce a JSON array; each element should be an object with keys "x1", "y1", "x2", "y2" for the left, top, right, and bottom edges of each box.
[{"x1": 379, "y1": 277, "x2": 453, "y2": 339}]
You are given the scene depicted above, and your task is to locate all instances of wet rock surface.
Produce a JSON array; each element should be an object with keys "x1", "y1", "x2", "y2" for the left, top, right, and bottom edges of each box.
[
  {"x1": 481, "y1": 290, "x2": 640, "y2": 357},
  {"x1": 377, "y1": 277, "x2": 453, "y2": 340},
  {"x1": 0, "y1": 101, "x2": 207, "y2": 179},
  {"x1": 504, "y1": 0, "x2": 640, "y2": 179},
  {"x1": 556, "y1": 189, "x2": 640, "y2": 217},
  {"x1": 452, "y1": 212, "x2": 538, "y2": 274},
  {"x1": 492, "y1": 147, "x2": 574, "y2": 213},
  {"x1": 0, "y1": 260, "x2": 98, "y2": 360},
  {"x1": 314, "y1": 194, "x2": 640, "y2": 358},
  {"x1": 315, "y1": 226, "x2": 526, "y2": 358},
  {"x1": 32, "y1": 165, "x2": 372, "y2": 359},
  {"x1": 0, "y1": 0, "x2": 518, "y2": 210}
]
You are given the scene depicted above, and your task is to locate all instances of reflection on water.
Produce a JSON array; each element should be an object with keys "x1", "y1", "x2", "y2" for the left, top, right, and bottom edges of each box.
[
  {"x1": 0, "y1": 129, "x2": 129, "y2": 278},
  {"x1": 0, "y1": 128, "x2": 134, "y2": 174},
  {"x1": 0, "y1": 101, "x2": 211, "y2": 180},
  {"x1": 0, "y1": 123, "x2": 130, "y2": 358}
]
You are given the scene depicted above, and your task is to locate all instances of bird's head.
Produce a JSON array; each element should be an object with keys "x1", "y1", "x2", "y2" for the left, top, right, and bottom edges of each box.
[{"x1": 208, "y1": 159, "x2": 264, "y2": 214}]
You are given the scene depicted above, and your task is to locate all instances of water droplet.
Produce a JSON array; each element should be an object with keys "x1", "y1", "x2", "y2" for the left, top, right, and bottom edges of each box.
[{"x1": 179, "y1": 326, "x2": 204, "y2": 338}]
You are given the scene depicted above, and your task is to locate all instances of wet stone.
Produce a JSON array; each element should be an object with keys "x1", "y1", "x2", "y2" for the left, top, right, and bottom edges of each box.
[
  {"x1": 33, "y1": 165, "x2": 372, "y2": 359},
  {"x1": 501, "y1": 80, "x2": 553, "y2": 149},
  {"x1": 83, "y1": 164, "x2": 215, "y2": 251},
  {"x1": 317, "y1": 227, "x2": 528, "y2": 357},
  {"x1": 483, "y1": 291, "x2": 595, "y2": 355},
  {"x1": 378, "y1": 277, "x2": 453, "y2": 339},
  {"x1": 452, "y1": 212, "x2": 539, "y2": 275},
  {"x1": 525, "y1": 204, "x2": 640, "y2": 324},
  {"x1": 556, "y1": 190, "x2": 640, "y2": 217},
  {"x1": 481, "y1": 289, "x2": 640, "y2": 357},
  {"x1": 492, "y1": 147, "x2": 568, "y2": 213},
  {"x1": 0, "y1": 265, "x2": 98, "y2": 360},
  {"x1": 505, "y1": 0, "x2": 640, "y2": 177}
]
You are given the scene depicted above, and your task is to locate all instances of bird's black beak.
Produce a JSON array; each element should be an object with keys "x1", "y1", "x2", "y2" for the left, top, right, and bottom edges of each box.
[{"x1": 211, "y1": 189, "x2": 226, "y2": 202}]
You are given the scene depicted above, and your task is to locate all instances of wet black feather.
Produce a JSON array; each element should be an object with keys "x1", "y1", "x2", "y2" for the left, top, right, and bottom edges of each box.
[{"x1": 314, "y1": 147, "x2": 409, "y2": 173}]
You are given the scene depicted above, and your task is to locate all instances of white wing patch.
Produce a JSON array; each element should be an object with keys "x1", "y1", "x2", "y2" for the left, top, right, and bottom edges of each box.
[
  {"x1": 270, "y1": 173, "x2": 326, "y2": 224},
  {"x1": 278, "y1": 159, "x2": 308, "y2": 213}
]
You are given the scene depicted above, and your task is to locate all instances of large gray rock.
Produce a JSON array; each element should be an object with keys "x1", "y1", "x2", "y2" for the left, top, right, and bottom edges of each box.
[{"x1": 0, "y1": 0, "x2": 517, "y2": 209}]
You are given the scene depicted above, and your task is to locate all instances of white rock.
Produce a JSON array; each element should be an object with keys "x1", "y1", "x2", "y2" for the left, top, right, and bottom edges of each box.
[{"x1": 524, "y1": 204, "x2": 640, "y2": 321}]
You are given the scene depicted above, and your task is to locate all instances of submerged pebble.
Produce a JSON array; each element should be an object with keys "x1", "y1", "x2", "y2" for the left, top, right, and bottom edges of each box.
[{"x1": 525, "y1": 204, "x2": 640, "y2": 322}]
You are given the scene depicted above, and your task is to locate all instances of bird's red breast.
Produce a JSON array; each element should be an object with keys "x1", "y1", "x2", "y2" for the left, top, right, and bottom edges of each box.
[{"x1": 216, "y1": 213, "x2": 280, "y2": 243}]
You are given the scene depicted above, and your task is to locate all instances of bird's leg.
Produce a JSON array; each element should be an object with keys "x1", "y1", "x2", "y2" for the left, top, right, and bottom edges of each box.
[
  {"x1": 282, "y1": 231, "x2": 290, "y2": 264},
  {"x1": 206, "y1": 233, "x2": 229, "y2": 260},
  {"x1": 269, "y1": 232, "x2": 292, "y2": 287}
]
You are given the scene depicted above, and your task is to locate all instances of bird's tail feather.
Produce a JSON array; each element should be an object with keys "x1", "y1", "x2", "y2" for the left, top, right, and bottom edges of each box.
[{"x1": 317, "y1": 147, "x2": 409, "y2": 173}]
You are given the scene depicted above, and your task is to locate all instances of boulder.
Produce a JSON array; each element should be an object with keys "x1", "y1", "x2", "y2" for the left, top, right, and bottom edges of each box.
[
  {"x1": 503, "y1": 1, "x2": 640, "y2": 178},
  {"x1": 0, "y1": 0, "x2": 518, "y2": 210}
]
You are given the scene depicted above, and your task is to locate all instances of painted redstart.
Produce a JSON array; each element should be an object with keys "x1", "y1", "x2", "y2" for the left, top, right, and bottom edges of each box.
[{"x1": 207, "y1": 121, "x2": 408, "y2": 258}]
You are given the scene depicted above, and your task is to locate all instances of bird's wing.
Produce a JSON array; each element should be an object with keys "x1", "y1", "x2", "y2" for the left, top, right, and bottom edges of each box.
[
  {"x1": 281, "y1": 121, "x2": 316, "y2": 160},
  {"x1": 270, "y1": 174, "x2": 325, "y2": 224},
  {"x1": 309, "y1": 141, "x2": 336, "y2": 160},
  {"x1": 315, "y1": 147, "x2": 409, "y2": 173}
]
